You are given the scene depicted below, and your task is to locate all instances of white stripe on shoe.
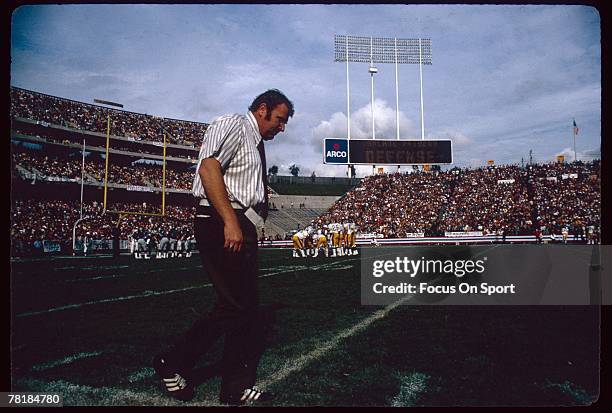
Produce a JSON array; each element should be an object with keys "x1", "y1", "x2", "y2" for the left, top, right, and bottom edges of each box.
[
  {"x1": 240, "y1": 386, "x2": 264, "y2": 402},
  {"x1": 163, "y1": 374, "x2": 188, "y2": 392}
]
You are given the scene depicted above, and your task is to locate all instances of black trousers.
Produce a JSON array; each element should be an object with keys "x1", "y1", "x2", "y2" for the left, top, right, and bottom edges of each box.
[{"x1": 168, "y1": 205, "x2": 262, "y2": 399}]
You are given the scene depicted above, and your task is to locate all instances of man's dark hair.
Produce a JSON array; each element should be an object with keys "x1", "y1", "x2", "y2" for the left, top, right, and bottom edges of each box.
[{"x1": 249, "y1": 89, "x2": 295, "y2": 120}]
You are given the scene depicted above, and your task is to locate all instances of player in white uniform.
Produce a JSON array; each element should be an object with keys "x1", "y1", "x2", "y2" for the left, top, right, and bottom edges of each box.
[
  {"x1": 292, "y1": 229, "x2": 307, "y2": 257},
  {"x1": 561, "y1": 226, "x2": 569, "y2": 244}
]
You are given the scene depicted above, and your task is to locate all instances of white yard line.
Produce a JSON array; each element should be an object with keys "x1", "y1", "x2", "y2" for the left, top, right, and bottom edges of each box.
[
  {"x1": 54, "y1": 265, "x2": 130, "y2": 271},
  {"x1": 258, "y1": 245, "x2": 498, "y2": 390},
  {"x1": 126, "y1": 367, "x2": 155, "y2": 383},
  {"x1": 16, "y1": 286, "x2": 206, "y2": 318},
  {"x1": 258, "y1": 294, "x2": 414, "y2": 390},
  {"x1": 15, "y1": 246, "x2": 499, "y2": 405},
  {"x1": 31, "y1": 351, "x2": 103, "y2": 372},
  {"x1": 15, "y1": 257, "x2": 363, "y2": 318},
  {"x1": 66, "y1": 274, "x2": 128, "y2": 282}
]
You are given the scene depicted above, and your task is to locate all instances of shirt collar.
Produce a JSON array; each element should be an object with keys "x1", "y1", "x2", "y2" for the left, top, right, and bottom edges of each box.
[{"x1": 246, "y1": 111, "x2": 263, "y2": 146}]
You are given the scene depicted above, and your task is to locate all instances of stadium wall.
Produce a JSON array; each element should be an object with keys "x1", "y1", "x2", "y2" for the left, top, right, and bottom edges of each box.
[{"x1": 269, "y1": 195, "x2": 339, "y2": 209}]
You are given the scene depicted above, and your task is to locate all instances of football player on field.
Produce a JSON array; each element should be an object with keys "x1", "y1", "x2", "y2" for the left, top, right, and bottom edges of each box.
[
  {"x1": 292, "y1": 230, "x2": 306, "y2": 257},
  {"x1": 329, "y1": 222, "x2": 340, "y2": 257},
  {"x1": 343, "y1": 222, "x2": 351, "y2": 255},
  {"x1": 313, "y1": 229, "x2": 329, "y2": 257},
  {"x1": 350, "y1": 222, "x2": 358, "y2": 255},
  {"x1": 303, "y1": 226, "x2": 314, "y2": 256},
  {"x1": 337, "y1": 223, "x2": 346, "y2": 256}
]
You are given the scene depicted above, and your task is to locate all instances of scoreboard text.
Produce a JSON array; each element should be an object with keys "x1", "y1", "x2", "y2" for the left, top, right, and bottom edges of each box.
[{"x1": 324, "y1": 139, "x2": 452, "y2": 165}]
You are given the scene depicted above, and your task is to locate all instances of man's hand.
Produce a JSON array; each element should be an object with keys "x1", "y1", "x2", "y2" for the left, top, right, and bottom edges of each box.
[
  {"x1": 224, "y1": 220, "x2": 243, "y2": 252},
  {"x1": 199, "y1": 157, "x2": 244, "y2": 253}
]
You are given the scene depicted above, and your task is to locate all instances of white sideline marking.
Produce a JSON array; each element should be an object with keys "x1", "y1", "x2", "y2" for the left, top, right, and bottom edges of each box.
[
  {"x1": 31, "y1": 351, "x2": 103, "y2": 372},
  {"x1": 17, "y1": 257, "x2": 363, "y2": 318}
]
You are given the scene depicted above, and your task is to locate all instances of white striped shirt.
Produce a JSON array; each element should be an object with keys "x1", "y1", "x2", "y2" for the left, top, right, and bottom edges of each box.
[{"x1": 192, "y1": 111, "x2": 264, "y2": 208}]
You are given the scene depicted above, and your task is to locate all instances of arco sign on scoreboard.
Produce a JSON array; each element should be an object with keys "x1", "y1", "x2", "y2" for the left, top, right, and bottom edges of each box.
[{"x1": 324, "y1": 138, "x2": 453, "y2": 165}]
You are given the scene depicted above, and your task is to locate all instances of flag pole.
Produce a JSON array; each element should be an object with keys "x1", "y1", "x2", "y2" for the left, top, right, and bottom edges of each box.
[
  {"x1": 572, "y1": 119, "x2": 578, "y2": 162},
  {"x1": 573, "y1": 130, "x2": 577, "y2": 162}
]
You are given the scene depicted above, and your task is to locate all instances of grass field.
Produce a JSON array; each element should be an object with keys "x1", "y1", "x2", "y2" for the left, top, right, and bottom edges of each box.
[{"x1": 10, "y1": 246, "x2": 600, "y2": 406}]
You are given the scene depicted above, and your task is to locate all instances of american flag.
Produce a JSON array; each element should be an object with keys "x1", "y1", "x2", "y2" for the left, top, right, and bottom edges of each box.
[{"x1": 573, "y1": 119, "x2": 579, "y2": 136}]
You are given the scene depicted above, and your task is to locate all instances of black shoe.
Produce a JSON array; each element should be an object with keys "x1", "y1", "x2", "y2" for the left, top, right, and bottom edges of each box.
[
  {"x1": 152, "y1": 355, "x2": 195, "y2": 402},
  {"x1": 221, "y1": 386, "x2": 274, "y2": 405}
]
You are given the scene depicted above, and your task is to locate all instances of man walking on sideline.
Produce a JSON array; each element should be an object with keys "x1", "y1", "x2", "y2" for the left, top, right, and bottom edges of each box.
[{"x1": 153, "y1": 90, "x2": 294, "y2": 405}]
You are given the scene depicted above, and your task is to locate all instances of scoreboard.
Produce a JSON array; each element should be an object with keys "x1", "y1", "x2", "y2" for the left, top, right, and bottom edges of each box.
[{"x1": 324, "y1": 138, "x2": 453, "y2": 165}]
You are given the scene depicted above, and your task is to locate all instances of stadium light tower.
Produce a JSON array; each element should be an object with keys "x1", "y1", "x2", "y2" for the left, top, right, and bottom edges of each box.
[
  {"x1": 334, "y1": 35, "x2": 433, "y2": 142},
  {"x1": 368, "y1": 37, "x2": 378, "y2": 140}
]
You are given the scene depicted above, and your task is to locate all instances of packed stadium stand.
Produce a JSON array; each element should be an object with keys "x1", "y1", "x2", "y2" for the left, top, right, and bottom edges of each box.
[
  {"x1": 10, "y1": 87, "x2": 601, "y2": 255},
  {"x1": 316, "y1": 161, "x2": 600, "y2": 240}
]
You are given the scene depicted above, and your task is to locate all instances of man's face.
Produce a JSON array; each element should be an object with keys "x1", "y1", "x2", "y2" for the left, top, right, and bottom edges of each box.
[{"x1": 255, "y1": 103, "x2": 290, "y2": 141}]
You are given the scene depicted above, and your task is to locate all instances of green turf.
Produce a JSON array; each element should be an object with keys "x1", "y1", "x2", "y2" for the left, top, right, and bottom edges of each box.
[{"x1": 10, "y1": 248, "x2": 600, "y2": 406}]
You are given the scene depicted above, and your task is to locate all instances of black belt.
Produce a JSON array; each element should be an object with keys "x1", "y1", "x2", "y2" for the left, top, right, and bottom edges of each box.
[
  {"x1": 195, "y1": 198, "x2": 265, "y2": 213},
  {"x1": 197, "y1": 198, "x2": 245, "y2": 210}
]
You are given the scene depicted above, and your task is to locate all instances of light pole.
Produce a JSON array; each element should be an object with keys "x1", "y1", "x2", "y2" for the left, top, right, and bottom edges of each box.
[
  {"x1": 80, "y1": 136, "x2": 85, "y2": 219},
  {"x1": 368, "y1": 36, "x2": 378, "y2": 140},
  {"x1": 334, "y1": 35, "x2": 433, "y2": 173}
]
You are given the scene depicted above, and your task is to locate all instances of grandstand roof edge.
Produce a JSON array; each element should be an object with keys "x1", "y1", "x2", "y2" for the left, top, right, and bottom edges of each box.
[{"x1": 10, "y1": 86, "x2": 210, "y2": 127}]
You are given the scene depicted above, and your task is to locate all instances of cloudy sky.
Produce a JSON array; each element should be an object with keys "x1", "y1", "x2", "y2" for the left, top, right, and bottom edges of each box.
[{"x1": 11, "y1": 4, "x2": 601, "y2": 177}]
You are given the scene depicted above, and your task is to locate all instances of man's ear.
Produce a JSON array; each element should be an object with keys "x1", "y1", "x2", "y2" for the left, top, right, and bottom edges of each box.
[{"x1": 256, "y1": 103, "x2": 268, "y2": 118}]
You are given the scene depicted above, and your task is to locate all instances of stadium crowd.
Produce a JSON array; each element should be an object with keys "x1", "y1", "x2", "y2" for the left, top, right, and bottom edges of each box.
[
  {"x1": 438, "y1": 165, "x2": 533, "y2": 234},
  {"x1": 11, "y1": 87, "x2": 601, "y2": 255},
  {"x1": 13, "y1": 127, "x2": 198, "y2": 160},
  {"x1": 11, "y1": 160, "x2": 601, "y2": 251},
  {"x1": 528, "y1": 161, "x2": 601, "y2": 236},
  {"x1": 317, "y1": 161, "x2": 600, "y2": 238},
  {"x1": 11, "y1": 87, "x2": 208, "y2": 147},
  {"x1": 13, "y1": 151, "x2": 194, "y2": 190},
  {"x1": 316, "y1": 172, "x2": 450, "y2": 237},
  {"x1": 11, "y1": 199, "x2": 195, "y2": 254}
]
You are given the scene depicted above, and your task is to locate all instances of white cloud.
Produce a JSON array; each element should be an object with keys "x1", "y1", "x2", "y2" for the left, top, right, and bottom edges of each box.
[
  {"x1": 430, "y1": 129, "x2": 472, "y2": 147},
  {"x1": 312, "y1": 99, "x2": 416, "y2": 145},
  {"x1": 555, "y1": 147, "x2": 600, "y2": 163},
  {"x1": 11, "y1": 4, "x2": 600, "y2": 173}
]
